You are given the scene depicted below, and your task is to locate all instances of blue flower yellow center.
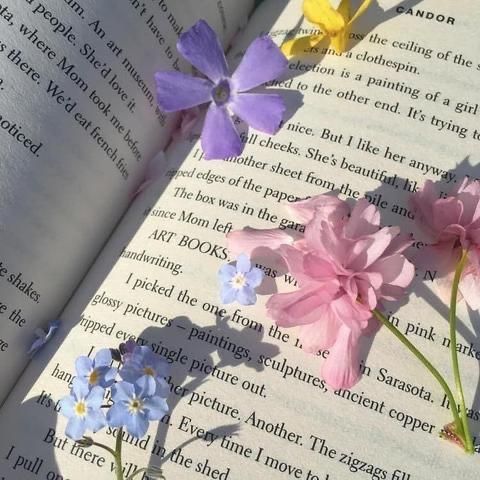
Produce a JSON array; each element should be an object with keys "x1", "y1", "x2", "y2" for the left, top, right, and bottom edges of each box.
[
  {"x1": 144, "y1": 366, "x2": 155, "y2": 377},
  {"x1": 75, "y1": 400, "x2": 87, "y2": 417},
  {"x1": 231, "y1": 273, "x2": 247, "y2": 289},
  {"x1": 128, "y1": 397, "x2": 144, "y2": 414},
  {"x1": 88, "y1": 369, "x2": 99, "y2": 385}
]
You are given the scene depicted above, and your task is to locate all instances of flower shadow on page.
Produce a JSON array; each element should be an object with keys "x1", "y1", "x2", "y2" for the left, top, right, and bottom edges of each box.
[{"x1": 138, "y1": 314, "x2": 280, "y2": 474}]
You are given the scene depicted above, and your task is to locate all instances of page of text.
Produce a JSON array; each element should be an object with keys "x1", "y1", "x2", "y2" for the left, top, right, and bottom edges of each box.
[
  {"x1": 0, "y1": 0, "x2": 254, "y2": 401},
  {"x1": 1, "y1": 0, "x2": 479, "y2": 478}
]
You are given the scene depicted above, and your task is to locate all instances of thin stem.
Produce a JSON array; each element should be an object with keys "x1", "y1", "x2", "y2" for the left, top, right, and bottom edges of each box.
[
  {"x1": 449, "y1": 249, "x2": 474, "y2": 453},
  {"x1": 114, "y1": 427, "x2": 124, "y2": 480},
  {"x1": 89, "y1": 441, "x2": 116, "y2": 458},
  {"x1": 372, "y1": 309, "x2": 462, "y2": 431}
]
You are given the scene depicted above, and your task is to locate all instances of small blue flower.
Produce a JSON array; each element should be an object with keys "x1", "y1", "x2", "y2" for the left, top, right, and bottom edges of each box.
[
  {"x1": 28, "y1": 319, "x2": 61, "y2": 357},
  {"x1": 120, "y1": 345, "x2": 169, "y2": 393},
  {"x1": 218, "y1": 253, "x2": 264, "y2": 305},
  {"x1": 107, "y1": 377, "x2": 169, "y2": 438},
  {"x1": 59, "y1": 378, "x2": 106, "y2": 440},
  {"x1": 76, "y1": 348, "x2": 117, "y2": 388}
]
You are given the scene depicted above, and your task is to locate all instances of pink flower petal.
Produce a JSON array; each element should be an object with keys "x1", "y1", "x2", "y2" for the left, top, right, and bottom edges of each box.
[
  {"x1": 459, "y1": 271, "x2": 480, "y2": 310},
  {"x1": 297, "y1": 314, "x2": 342, "y2": 353},
  {"x1": 329, "y1": 294, "x2": 372, "y2": 332},
  {"x1": 321, "y1": 325, "x2": 361, "y2": 389},
  {"x1": 432, "y1": 197, "x2": 463, "y2": 235},
  {"x1": 344, "y1": 199, "x2": 380, "y2": 238},
  {"x1": 369, "y1": 255, "x2": 415, "y2": 290},
  {"x1": 306, "y1": 220, "x2": 345, "y2": 262},
  {"x1": 413, "y1": 243, "x2": 459, "y2": 275},
  {"x1": 267, "y1": 283, "x2": 338, "y2": 327},
  {"x1": 276, "y1": 245, "x2": 312, "y2": 286},
  {"x1": 410, "y1": 180, "x2": 437, "y2": 236},
  {"x1": 286, "y1": 195, "x2": 349, "y2": 224},
  {"x1": 227, "y1": 228, "x2": 294, "y2": 256},
  {"x1": 347, "y1": 227, "x2": 399, "y2": 271},
  {"x1": 382, "y1": 233, "x2": 413, "y2": 256},
  {"x1": 302, "y1": 252, "x2": 337, "y2": 280}
]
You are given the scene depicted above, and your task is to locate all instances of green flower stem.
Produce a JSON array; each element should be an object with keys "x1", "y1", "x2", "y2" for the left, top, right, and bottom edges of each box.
[
  {"x1": 114, "y1": 427, "x2": 124, "y2": 480},
  {"x1": 449, "y1": 249, "x2": 474, "y2": 454},
  {"x1": 372, "y1": 309, "x2": 462, "y2": 436},
  {"x1": 88, "y1": 441, "x2": 116, "y2": 458}
]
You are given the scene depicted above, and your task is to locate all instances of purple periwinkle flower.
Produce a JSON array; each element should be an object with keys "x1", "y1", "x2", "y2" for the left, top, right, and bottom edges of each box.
[
  {"x1": 75, "y1": 348, "x2": 117, "y2": 388},
  {"x1": 218, "y1": 253, "x2": 264, "y2": 305},
  {"x1": 120, "y1": 345, "x2": 169, "y2": 393},
  {"x1": 28, "y1": 319, "x2": 61, "y2": 357},
  {"x1": 155, "y1": 20, "x2": 288, "y2": 159},
  {"x1": 107, "y1": 377, "x2": 169, "y2": 438},
  {"x1": 59, "y1": 379, "x2": 106, "y2": 440}
]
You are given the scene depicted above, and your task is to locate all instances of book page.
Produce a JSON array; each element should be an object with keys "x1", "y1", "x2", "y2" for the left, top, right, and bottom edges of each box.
[
  {"x1": 0, "y1": 0, "x2": 254, "y2": 401},
  {"x1": 1, "y1": 0, "x2": 480, "y2": 478}
]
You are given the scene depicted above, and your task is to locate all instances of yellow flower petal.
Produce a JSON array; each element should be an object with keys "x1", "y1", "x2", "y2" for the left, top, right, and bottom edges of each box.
[
  {"x1": 281, "y1": 34, "x2": 325, "y2": 58},
  {"x1": 337, "y1": 0, "x2": 351, "y2": 21},
  {"x1": 329, "y1": 30, "x2": 349, "y2": 53},
  {"x1": 304, "y1": 0, "x2": 346, "y2": 35},
  {"x1": 348, "y1": 0, "x2": 374, "y2": 25}
]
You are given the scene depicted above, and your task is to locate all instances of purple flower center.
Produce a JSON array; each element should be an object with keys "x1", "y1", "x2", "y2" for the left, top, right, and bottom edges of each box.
[{"x1": 212, "y1": 79, "x2": 231, "y2": 106}]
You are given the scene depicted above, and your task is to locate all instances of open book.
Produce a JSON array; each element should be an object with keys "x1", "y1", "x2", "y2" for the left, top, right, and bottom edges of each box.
[{"x1": 1, "y1": 0, "x2": 479, "y2": 478}]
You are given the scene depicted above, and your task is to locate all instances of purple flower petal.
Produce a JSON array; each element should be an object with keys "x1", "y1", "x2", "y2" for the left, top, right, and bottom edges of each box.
[
  {"x1": 75, "y1": 356, "x2": 93, "y2": 377},
  {"x1": 126, "y1": 412, "x2": 149, "y2": 438},
  {"x1": 111, "y1": 381, "x2": 135, "y2": 403},
  {"x1": 27, "y1": 338, "x2": 45, "y2": 357},
  {"x1": 177, "y1": 20, "x2": 228, "y2": 82},
  {"x1": 221, "y1": 284, "x2": 238, "y2": 304},
  {"x1": 72, "y1": 378, "x2": 90, "y2": 398},
  {"x1": 218, "y1": 264, "x2": 236, "y2": 281},
  {"x1": 85, "y1": 410, "x2": 106, "y2": 433},
  {"x1": 232, "y1": 36, "x2": 288, "y2": 92},
  {"x1": 155, "y1": 378, "x2": 170, "y2": 398},
  {"x1": 86, "y1": 386, "x2": 106, "y2": 409},
  {"x1": 144, "y1": 396, "x2": 169, "y2": 421},
  {"x1": 229, "y1": 93, "x2": 285, "y2": 134},
  {"x1": 59, "y1": 396, "x2": 75, "y2": 418},
  {"x1": 66, "y1": 416, "x2": 85, "y2": 441},
  {"x1": 136, "y1": 375, "x2": 156, "y2": 398},
  {"x1": 155, "y1": 71, "x2": 212, "y2": 112},
  {"x1": 246, "y1": 268, "x2": 264, "y2": 288},
  {"x1": 237, "y1": 286, "x2": 257, "y2": 305},
  {"x1": 106, "y1": 403, "x2": 126, "y2": 428},
  {"x1": 94, "y1": 349, "x2": 112, "y2": 366},
  {"x1": 201, "y1": 104, "x2": 243, "y2": 160},
  {"x1": 236, "y1": 253, "x2": 251, "y2": 273}
]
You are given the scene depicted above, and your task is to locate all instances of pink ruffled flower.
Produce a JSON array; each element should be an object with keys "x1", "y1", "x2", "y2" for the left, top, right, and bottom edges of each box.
[
  {"x1": 411, "y1": 178, "x2": 480, "y2": 309},
  {"x1": 227, "y1": 195, "x2": 414, "y2": 389}
]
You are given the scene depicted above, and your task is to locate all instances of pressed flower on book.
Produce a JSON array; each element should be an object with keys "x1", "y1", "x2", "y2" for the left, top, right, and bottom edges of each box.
[
  {"x1": 155, "y1": 20, "x2": 288, "y2": 160},
  {"x1": 60, "y1": 342, "x2": 169, "y2": 480},
  {"x1": 228, "y1": 195, "x2": 414, "y2": 389},
  {"x1": 225, "y1": 186, "x2": 480, "y2": 454},
  {"x1": 282, "y1": 0, "x2": 373, "y2": 57}
]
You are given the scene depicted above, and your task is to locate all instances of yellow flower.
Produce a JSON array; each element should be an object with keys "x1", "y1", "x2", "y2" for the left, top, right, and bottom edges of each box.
[{"x1": 282, "y1": 0, "x2": 373, "y2": 56}]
